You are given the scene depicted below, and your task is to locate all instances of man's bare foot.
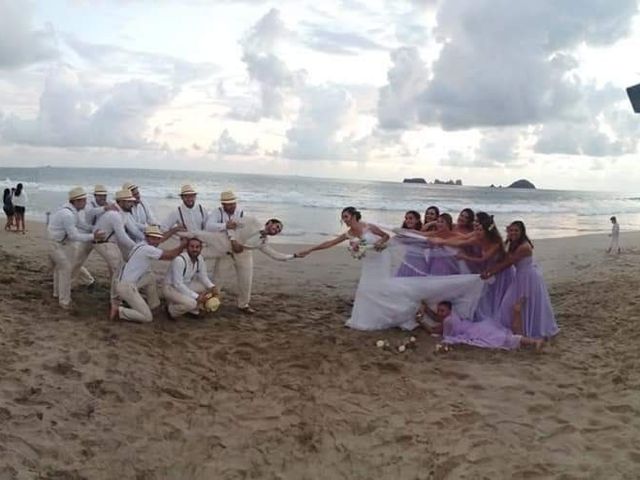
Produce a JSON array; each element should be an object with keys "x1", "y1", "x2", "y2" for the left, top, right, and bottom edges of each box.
[{"x1": 109, "y1": 302, "x2": 120, "y2": 321}]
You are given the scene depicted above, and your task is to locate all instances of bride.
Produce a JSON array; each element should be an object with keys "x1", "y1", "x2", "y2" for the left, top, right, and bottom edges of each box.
[{"x1": 296, "y1": 207, "x2": 486, "y2": 331}]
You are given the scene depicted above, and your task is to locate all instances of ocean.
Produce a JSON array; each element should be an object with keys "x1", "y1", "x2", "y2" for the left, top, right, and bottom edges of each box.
[{"x1": 2, "y1": 166, "x2": 639, "y2": 244}]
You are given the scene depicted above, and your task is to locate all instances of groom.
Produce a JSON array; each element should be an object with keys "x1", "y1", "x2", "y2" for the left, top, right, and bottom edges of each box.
[{"x1": 200, "y1": 216, "x2": 296, "y2": 314}]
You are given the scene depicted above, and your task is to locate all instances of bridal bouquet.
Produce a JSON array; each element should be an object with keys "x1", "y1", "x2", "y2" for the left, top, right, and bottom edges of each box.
[{"x1": 348, "y1": 238, "x2": 373, "y2": 260}]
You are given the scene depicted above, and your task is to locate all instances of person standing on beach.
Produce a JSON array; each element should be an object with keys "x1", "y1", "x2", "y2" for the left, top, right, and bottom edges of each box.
[
  {"x1": 607, "y1": 216, "x2": 621, "y2": 254},
  {"x1": 110, "y1": 225, "x2": 186, "y2": 323},
  {"x1": 3, "y1": 188, "x2": 15, "y2": 231},
  {"x1": 196, "y1": 217, "x2": 295, "y2": 313},
  {"x1": 12, "y1": 183, "x2": 27, "y2": 234},
  {"x1": 123, "y1": 181, "x2": 158, "y2": 231},
  {"x1": 163, "y1": 237, "x2": 217, "y2": 320},
  {"x1": 48, "y1": 187, "x2": 106, "y2": 310},
  {"x1": 162, "y1": 184, "x2": 208, "y2": 233}
]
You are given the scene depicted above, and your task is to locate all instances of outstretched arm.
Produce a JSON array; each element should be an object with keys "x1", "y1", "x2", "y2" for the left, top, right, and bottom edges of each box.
[
  {"x1": 415, "y1": 301, "x2": 443, "y2": 334},
  {"x1": 295, "y1": 233, "x2": 348, "y2": 258},
  {"x1": 457, "y1": 243, "x2": 501, "y2": 263},
  {"x1": 481, "y1": 244, "x2": 531, "y2": 279},
  {"x1": 368, "y1": 224, "x2": 390, "y2": 248}
]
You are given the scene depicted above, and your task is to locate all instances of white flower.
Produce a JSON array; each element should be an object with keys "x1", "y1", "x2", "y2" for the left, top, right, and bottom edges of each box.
[
  {"x1": 398, "y1": 345, "x2": 406, "y2": 353},
  {"x1": 376, "y1": 340, "x2": 385, "y2": 348},
  {"x1": 409, "y1": 337, "x2": 417, "y2": 343}
]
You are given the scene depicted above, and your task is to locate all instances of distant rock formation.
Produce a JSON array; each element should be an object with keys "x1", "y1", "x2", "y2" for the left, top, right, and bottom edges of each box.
[
  {"x1": 508, "y1": 179, "x2": 536, "y2": 189},
  {"x1": 434, "y1": 179, "x2": 463, "y2": 186},
  {"x1": 403, "y1": 178, "x2": 427, "y2": 184}
]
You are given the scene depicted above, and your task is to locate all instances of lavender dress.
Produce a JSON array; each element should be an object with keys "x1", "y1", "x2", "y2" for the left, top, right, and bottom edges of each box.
[
  {"x1": 497, "y1": 256, "x2": 559, "y2": 339},
  {"x1": 425, "y1": 245, "x2": 469, "y2": 276},
  {"x1": 395, "y1": 237, "x2": 429, "y2": 277},
  {"x1": 473, "y1": 257, "x2": 515, "y2": 323},
  {"x1": 443, "y1": 312, "x2": 522, "y2": 350}
]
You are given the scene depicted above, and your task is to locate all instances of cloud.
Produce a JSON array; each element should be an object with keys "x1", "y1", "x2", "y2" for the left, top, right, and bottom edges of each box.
[
  {"x1": 378, "y1": 0, "x2": 638, "y2": 131},
  {"x1": 301, "y1": 23, "x2": 387, "y2": 55},
  {"x1": 1, "y1": 66, "x2": 173, "y2": 149},
  {"x1": 378, "y1": 46, "x2": 429, "y2": 129},
  {"x1": 210, "y1": 129, "x2": 259, "y2": 156},
  {"x1": 238, "y1": 8, "x2": 305, "y2": 120},
  {"x1": 474, "y1": 129, "x2": 522, "y2": 166},
  {"x1": 282, "y1": 85, "x2": 360, "y2": 161},
  {"x1": 0, "y1": 0, "x2": 58, "y2": 69}
]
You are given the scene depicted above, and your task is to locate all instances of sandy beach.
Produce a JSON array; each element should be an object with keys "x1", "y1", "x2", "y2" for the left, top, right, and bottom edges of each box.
[{"x1": 1, "y1": 223, "x2": 639, "y2": 480}]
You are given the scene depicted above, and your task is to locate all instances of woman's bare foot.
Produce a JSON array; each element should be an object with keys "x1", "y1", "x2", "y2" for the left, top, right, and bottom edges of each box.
[
  {"x1": 533, "y1": 339, "x2": 544, "y2": 352},
  {"x1": 513, "y1": 296, "x2": 527, "y2": 315}
]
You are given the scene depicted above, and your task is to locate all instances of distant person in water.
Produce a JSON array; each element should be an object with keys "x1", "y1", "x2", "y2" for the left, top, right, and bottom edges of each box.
[
  {"x1": 3, "y1": 188, "x2": 15, "y2": 231},
  {"x1": 12, "y1": 183, "x2": 27, "y2": 234},
  {"x1": 607, "y1": 216, "x2": 621, "y2": 254}
]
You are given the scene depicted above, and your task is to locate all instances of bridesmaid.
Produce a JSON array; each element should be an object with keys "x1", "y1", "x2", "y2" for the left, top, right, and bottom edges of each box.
[
  {"x1": 396, "y1": 211, "x2": 429, "y2": 277},
  {"x1": 417, "y1": 213, "x2": 468, "y2": 275},
  {"x1": 454, "y1": 208, "x2": 475, "y2": 235},
  {"x1": 421, "y1": 205, "x2": 440, "y2": 232},
  {"x1": 482, "y1": 221, "x2": 559, "y2": 339},
  {"x1": 430, "y1": 212, "x2": 514, "y2": 321}
]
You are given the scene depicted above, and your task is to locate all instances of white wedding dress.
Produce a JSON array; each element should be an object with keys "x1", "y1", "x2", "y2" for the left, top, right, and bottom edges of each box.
[{"x1": 345, "y1": 228, "x2": 486, "y2": 331}]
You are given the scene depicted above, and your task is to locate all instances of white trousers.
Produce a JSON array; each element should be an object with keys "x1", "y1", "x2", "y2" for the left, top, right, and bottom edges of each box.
[
  {"x1": 49, "y1": 240, "x2": 74, "y2": 307},
  {"x1": 71, "y1": 241, "x2": 95, "y2": 286},
  {"x1": 115, "y1": 273, "x2": 160, "y2": 323},
  {"x1": 210, "y1": 251, "x2": 253, "y2": 308},
  {"x1": 162, "y1": 280, "x2": 208, "y2": 319},
  {"x1": 94, "y1": 242, "x2": 124, "y2": 297}
]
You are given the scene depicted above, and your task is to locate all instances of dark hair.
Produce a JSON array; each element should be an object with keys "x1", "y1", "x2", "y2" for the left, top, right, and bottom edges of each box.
[
  {"x1": 506, "y1": 220, "x2": 533, "y2": 253},
  {"x1": 458, "y1": 208, "x2": 474, "y2": 228},
  {"x1": 3, "y1": 188, "x2": 10, "y2": 202},
  {"x1": 402, "y1": 210, "x2": 422, "y2": 230},
  {"x1": 437, "y1": 300, "x2": 452, "y2": 311},
  {"x1": 425, "y1": 205, "x2": 440, "y2": 218},
  {"x1": 438, "y1": 213, "x2": 453, "y2": 230},
  {"x1": 14, "y1": 183, "x2": 23, "y2": 197},
  {"x1": 187, "y1": 237, "x2": 203, "y2": 246},
  {"x1": 610, "y1": 216, "x2": 616, "y2": 222},
  {"x1": 341, "y1": 207, "x2": 361, "y2": 221},
  {"x1": 267, "y1": 218, "x2": 283, "y2": 227},
  {"x1": 475, "y1": 212, "x2": 504, "y2": 246}
]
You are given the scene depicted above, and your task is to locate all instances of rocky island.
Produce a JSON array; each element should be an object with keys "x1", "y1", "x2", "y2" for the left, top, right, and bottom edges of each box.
[
  {"x1": 508, "y1": 179, "x2": 536, "y2": 189},
  {"x1": 402, "y1": 178, "x2": 427, "y2": 184}
]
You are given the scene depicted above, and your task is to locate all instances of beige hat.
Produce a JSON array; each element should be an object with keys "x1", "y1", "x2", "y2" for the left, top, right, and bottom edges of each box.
[
  {"x1": 144, "y1": 225, "x2": 164, "y2": 238},
  {"x1": 180, "y1": 184, "x2": 197, "y2": 195},
  {"x1": 122, "y1": 181, "x2": 138, "y2": 192},
  {"x1": 115, "y1": 189, "x2": 136, "y2": 202},
  {"x1": 68, "y1": 187, "x2": 87, "y2": 201},
  {"x1": 94, "y1": 184, "x2": 108, "y2": 195},
  {"x1": 220, "y1": 190, "x2": 237, "y2": 204}
]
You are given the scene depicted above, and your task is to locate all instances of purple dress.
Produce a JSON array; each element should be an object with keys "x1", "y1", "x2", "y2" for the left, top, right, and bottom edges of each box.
[
  {"x1": 473, "y1": 257, "x2": 515, "y2": 323},
  {"x1": 395, "y1": 237, "x2": 429, "y2": 277},
  {"x1": 425, "y1": 245, "x2": 468, "y2": 275},
  {"x1": 443, "y1": 312, "x2": 522, "y2": 350},
  {"x1": 497, "y1": 256, "x2": 559, "y2": 339}
]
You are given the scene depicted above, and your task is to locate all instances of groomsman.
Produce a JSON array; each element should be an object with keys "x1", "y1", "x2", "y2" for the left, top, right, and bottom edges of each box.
[
  {"x1": 205, "y1": 190, "x2": 244, "y2": 246},
  {"x1": 110, "y1": 225, "x2": 185, "y2": 323},
  {"x1": 163, "y1": 236, "x2": 217, "y2": 319},
  {"x1": 123, "y1": 181, "x2": 157, "y2": 230},
  {"x1": 162, "y1": 184, "x2": 208, "y2": 232},
  {"x1": 48, "y1": 187, "x2": 105, "y2": 309},
  {"x1": 91, "y1": 189, "x2": 139, "y2": 281},
  {"x1": 84, "y1": 184, "x2": 110, "y2": 226}
]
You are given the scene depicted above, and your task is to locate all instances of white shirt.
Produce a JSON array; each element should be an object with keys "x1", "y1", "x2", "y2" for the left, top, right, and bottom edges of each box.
[
  {"x1": 162, "y1": 203, "x2": 208, "y2": 232},
  {"x1": 612, "y1": 223, "x2": 620, "y2": 238},
  {"x1": 85, "y1": 199, "x2": 108, "y2": 226},
  {"x1": 131, "y1": 199, "x2": 157, "y2": 228},
  {"x1": 47, "y1": 203, "x2": 94, "y2": 243},
  {"x1": 12, "y1": 190, "x2": 27, "y2": 208},
  {"x1": 118, "y1": 242, "x2": 163, "y2": 284},
  {"x1": 165, "y1": 252, "x2": 214, "y2": 299},
  {"x1": 205, "y1": 206, "x2": 244, "y2": 232},
  {"x1": 93, "y1": 210, "x2": 137, "y2": 252}
]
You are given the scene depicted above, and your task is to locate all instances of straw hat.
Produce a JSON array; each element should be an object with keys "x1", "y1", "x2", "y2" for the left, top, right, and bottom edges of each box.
[
  {"x1": 180, "y1": 184, "x2": 197, "y2": 196},
  {"x1": 122, "y1": 181, "x2": 138, "y2": 192},
  {"x1": 68, "y1": 187, "x2": 87, "y2": 201},
  {"x1": 144, "y1": 225, "x2": 164, "y2": 238},
  {"x1": 115, "y1": 189, "x2": 136, "y2": 202},
  {"x1": 94, "y1": 184, "x2": 108, "y2": 195},
  {"x1": 220, "y1": 190, "x2": 237, "y2": 204}
]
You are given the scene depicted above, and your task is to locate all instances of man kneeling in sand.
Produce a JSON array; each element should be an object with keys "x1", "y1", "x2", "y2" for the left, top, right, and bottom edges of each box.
[
  {"x1": 111, "y1": 225, "x2": 186, "y2": 323},
  {"x1": 163, "y1": 237, "x2": 218, "y2": 320},
  {"x1": 194, "y1": 217, "x2": 296, "y2": 314}
]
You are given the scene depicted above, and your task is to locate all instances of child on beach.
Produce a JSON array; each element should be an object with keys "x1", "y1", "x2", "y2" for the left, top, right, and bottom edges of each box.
[{"x1": 607, "y1": 216, "x2": 620, "y2": 254}]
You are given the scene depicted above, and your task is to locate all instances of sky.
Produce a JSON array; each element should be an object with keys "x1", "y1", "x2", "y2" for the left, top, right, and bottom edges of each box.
[{"x1": 1, "y1": 0, "x2": 640, "y2": 191}]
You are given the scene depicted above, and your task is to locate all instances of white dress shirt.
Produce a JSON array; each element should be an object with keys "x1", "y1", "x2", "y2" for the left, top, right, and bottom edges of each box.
[
  {"x1": 118, "y1": 242, "x2": 163, "y2": 284},
  {"x1": 165, "y1": 252, "x2": 215, "y2": 299},
  {"x1": 162, "y1": 203, "x2": 208, "y2": 232},
  {"x1": 131, "y1": 199, "x2": 157, "y2": 228},
  {"x1": 47, "y1": 203, "x2": 94, "y2": 243},
  {"x1": 205, "y1": 206, "x2": 244, "y2": 232},
  {"x1": 93, "y1": 210, "x2": 137, "y2": 251}
]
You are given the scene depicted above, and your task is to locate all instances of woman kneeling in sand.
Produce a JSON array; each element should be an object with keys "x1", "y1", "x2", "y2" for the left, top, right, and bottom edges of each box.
[{"x1": 416, "y1": 298, "x2": 544, "y2": 351}]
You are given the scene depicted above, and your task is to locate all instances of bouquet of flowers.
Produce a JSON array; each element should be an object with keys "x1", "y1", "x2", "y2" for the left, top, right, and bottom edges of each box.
[{"x1": 348, "y1": 238, "x2": 372, "y2": 260}]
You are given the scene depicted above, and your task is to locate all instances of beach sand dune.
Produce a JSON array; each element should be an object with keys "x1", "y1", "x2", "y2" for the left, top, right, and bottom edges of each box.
[{"x1": 1, "y1": 226, "x2": 639, "y2": 479}]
